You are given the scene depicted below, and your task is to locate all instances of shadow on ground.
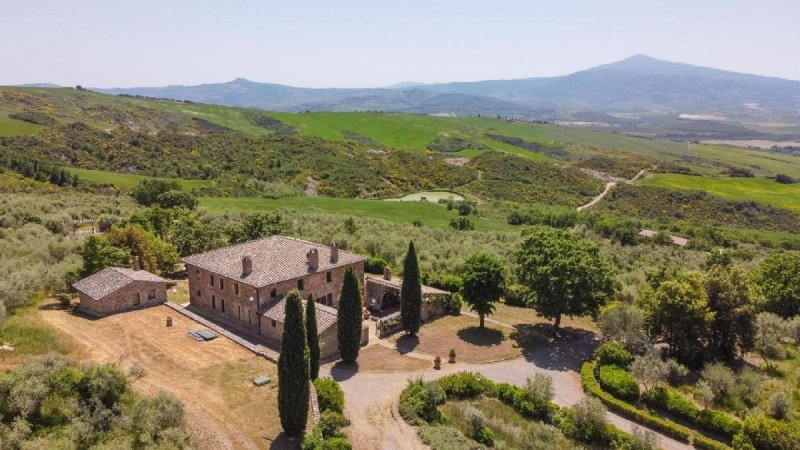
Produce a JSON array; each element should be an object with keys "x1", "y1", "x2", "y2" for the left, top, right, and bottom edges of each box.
[
  {"x1": 456, "y1": 326, "x2": 504, "y2": 346},
  {"x1": 330, "y1": 361, "x2": 360, "y2": 381},
  {"x1": 521, "y1": 325, "x2": 599, "y2": 371},
  {"x1": 395, "y1": 334, "x2": 420, "y2": 354},
  {"x1": 269, "y1": 432, "x2": 299, "y2": 450}
]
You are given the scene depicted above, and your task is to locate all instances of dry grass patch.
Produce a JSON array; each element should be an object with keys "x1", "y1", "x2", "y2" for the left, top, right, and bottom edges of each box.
[
  {"x1": 356, "y1": 344, "x2": 431, "y2": 372},
  {"x1": 393, "y1": 315, "x2": 522, "y2": 363},
  {"x1": 167, "y1": 279, "x2": 190, "y2": 305},
  {"x1": 40, "y1": 305, "x2": 285, "y2": 450},
  {"x1": 491, "y1": 302, "x2": 599, "y2": 333}
]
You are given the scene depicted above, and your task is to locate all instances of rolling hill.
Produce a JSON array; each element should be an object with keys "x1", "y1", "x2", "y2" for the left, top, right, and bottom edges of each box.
[{"x1": 91, "y1": 55, "x2": 800, "y2": 122}]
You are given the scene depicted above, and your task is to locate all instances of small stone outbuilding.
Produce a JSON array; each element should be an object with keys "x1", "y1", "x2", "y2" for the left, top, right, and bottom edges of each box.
[
  {"x1": 365, "y1": 267, "x2": 450, "y2": 320},
  {"x1": 73, "y1": 263, "x2": 168, "y2": 317}
]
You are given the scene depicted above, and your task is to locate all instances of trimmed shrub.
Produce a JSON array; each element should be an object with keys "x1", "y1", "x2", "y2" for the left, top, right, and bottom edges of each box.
[
  {"x1": 733, "y1": 415, "x2": 800, "y2": 450},
  {"x1": 594, "y1": 341, "x2": 634, "y2": 368},
  {"x1": 437, "y1": 372, "x2": 493, "y2": 399},
  {"x1": 314, "y1": 378, "x2": 345, "y2": 413},
  {"x1": 318, "y1": 410, "x2": 350, "y2": 439},
  {"x1": 321, "y1": 437, "x2": 352, "y2": 450},
  {"x1": 418, "y1": 425, "x2": 484, "y2": 450},
  {"x1": 364, "y1": 256, "x2": 387, "y2": 274},
  {"x1": 598, "y1": 365, "x2": 640, "y2": 402},
  {"x1": 643, "y1": 386, "x2": 741, "y2": 440},
  {"x1": 694, "y1": 434, "x2": 733, "y2": 450},
  {"x1": 495, "y1": 382, "x2": 554, "y2": 421},
  {"x1": 581, "y1": 362, "x2": 692, "y2": 442},
  {"x1": 398, "y1": 379, "x2": 445, "y2": 425}
]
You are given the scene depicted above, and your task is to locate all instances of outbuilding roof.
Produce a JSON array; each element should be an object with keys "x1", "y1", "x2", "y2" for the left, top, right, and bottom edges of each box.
[
  {"x1": 260, "y1": 297, "x2": 338, "y2": 333},
  {"x1": 182, "y1": 236, "x2": 367, "y2": 289},
  {"x1": 365, "y1": 275, "x2": 450, "y2": 296},
  {"x1": 72, "y1": 267, "x2": 167, "y2": 301}
]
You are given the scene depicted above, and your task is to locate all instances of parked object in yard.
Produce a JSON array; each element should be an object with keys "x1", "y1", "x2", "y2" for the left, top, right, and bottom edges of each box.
[
  {"x1": 188, "y1": 329, "x2": 217, "y2": 341},
  {"x1": 252, "y1": 374, "x2": 272, "y2": 386}
]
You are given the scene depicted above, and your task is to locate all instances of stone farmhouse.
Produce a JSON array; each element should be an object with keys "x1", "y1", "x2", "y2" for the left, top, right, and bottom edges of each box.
[
  {"x1": 365, "y1": 267, "x2": 449, "y2": 319},
  {"x1": 72, "y1": 258, "x2": 168, "y2": 316},
  {"x1": 182, "y1": 236, "x2": 368, "y2": 358}
]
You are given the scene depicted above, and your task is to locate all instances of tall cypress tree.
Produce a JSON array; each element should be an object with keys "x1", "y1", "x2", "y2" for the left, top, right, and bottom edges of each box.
[
  {"x1": 401, "y1": 241, "x2": 422, "y2": 335},
  {"x1": 306, "y1": 293, "x2": 321, "y2": 380},
  {"x1": 337, "y1": 266, "x2": 363, "y2": 363},
  {"x1": 278, "y1": 290, "x2": 309, "y2": 438}
]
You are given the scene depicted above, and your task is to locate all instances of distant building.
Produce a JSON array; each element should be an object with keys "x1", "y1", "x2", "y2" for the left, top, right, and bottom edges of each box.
[
  {"x1": 73, "y1": 258, "x2": 168, "y2": 316},
  {"x1": 182, "y1": 236, "x2": 368, "y2": 358}
]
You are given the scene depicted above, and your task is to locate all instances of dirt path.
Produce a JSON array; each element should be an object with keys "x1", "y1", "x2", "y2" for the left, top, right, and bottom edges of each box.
[
  {"x1": 577, "y1": 169, "x2": 647, "y2": 211},
  {"x1": 41, "y1": 306, "x2": 287, "y2": 450},
  {"x1": 324, "y1": 330, "x2": 691, "y2": 450}
]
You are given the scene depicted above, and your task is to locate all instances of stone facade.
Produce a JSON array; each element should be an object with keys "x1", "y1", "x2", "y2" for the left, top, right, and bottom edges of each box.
[{"x1": 78, "y1": 280, "x2": 167, "y2": 317}]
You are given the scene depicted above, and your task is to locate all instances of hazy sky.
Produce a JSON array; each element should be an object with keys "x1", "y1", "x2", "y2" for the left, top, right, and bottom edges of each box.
[{"x1": 2, "y1": 0, "x2": 799, "y2": 88}]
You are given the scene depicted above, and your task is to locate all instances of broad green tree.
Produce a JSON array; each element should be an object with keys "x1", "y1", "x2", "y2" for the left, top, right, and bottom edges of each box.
[
  {"x1": 306, "y1": 293, "x2": 320, "y2": 380},
  {"x1": 754, "y1": 253, "x2": 800, "y2": 318},
  {"x1": 77, "y1": 235, "x2": 132, "y2": 277},
  {"x1": 277, "y1": 290, "x2": 309, "y2": 437},
  {"x1": 155, "y1": 190, "x2": 198, "y2": 210},
  {"x1": 106, "y1": 225, "x2": 180, "y2": 275},
  {"x1": 515, "y1": 226, "x2": 617, "y2": 336},
  {"x1": 461, "y1": 253, "x2": 505, "y2": 329},
  {"x1": 228, "y1": 212, "x2": 290, "y2": 244},
  {"x1": 131, "y1": 179, "x2": 180, "y2": 206},
  {"x1": 648, "y1": 273, "x2": 713, "y2": 367},
  {"x1": 597, "y1": 302, "x2": 649, "y2": 353},
  {"x1": 401, "y1": 241, "x2": 422, "y2": 336},
  {"x1": 704, "y1": 266, "x2": 757, "y2": 362},
  {"x1": 337, "y1": 266, "x2": 363, "y2": 363}
]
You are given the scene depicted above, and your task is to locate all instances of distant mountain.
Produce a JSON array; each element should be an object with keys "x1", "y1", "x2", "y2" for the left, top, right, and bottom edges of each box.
[
  {"x1": 93, "y1": 55, "x2": 800, "y2": 120},
  {"x1": 410, "y1": 55, "x2": 800, "y2": 118},
  {"x1": 93, "y1": 78, "x2": 542, "y2": 116},
  {"x1": 15, "y1": 83, "x2": 61, "y2": 88}
]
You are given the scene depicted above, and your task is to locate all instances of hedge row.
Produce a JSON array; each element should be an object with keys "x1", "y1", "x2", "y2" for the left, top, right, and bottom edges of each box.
[
  {"x1": 580, "y1": 362, "x2": 692, "y2": 442},
  {"x1": 644, "y1": 386, "x2": 741, "y2": 441},
  {"x1": 598, "y1": 364, "x2": 640, "y2": 402},
  {"x1": 423, "y1": 372, "x2": 635, "y2": 449},
  {"x1": 693, "y1": 434, "x2": 733, "y2": 450}
]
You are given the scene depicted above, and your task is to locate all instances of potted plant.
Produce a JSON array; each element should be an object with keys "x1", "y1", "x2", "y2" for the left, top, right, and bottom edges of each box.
[
  {"x1": 433, "y1": 356, "x2": 442, "y2": 370},
  {"x1": 449, "y1": 349, "x2": 456, "y2": 364}
]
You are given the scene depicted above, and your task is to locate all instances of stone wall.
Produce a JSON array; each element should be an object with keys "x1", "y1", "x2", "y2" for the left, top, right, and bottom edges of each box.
[{"x1": 77, "y1": 281, "x2": 166, "y2": 316}]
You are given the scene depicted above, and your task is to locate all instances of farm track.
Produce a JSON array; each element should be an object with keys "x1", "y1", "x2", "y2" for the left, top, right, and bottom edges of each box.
[{"x1": 577, "y1": 169, "x2": 647, "y2": 211}]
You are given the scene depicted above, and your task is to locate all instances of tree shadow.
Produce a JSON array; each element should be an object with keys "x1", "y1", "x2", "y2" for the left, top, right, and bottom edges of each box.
[
  {"x1": 456, "y1": 326, "x2": 504, "y2": 347},
  {"x1": 329, "y1": 361, "x2": 360, "y2": 382},
  {"x1": 520, "y1": 324, "x2": 599, "y2": 371},
  {"x1": 396, "y1": 334, "x2": 420, "y2": 354},
  {"x1": 268, "y1": 432, "x2": 299, "y2": 449}
]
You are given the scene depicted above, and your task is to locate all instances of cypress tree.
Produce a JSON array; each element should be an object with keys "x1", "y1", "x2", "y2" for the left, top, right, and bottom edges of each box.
[
  {"x1": 337, "y1": 266, "x2": 363, "y2": 363},
  {"x1": 306, "y1": 293, "x2": 321, "y2": 380},
  {"x1": 278, "y1": 290, "x2": 309, "y2": 438},
  {"x1": 401, "y1": 241, "x2": 422, "y2": 335}
]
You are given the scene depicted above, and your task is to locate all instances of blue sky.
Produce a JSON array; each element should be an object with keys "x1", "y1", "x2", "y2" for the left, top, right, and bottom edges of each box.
[{"x1": 1, "y1": 0, "x2": 799, "y2": 88}]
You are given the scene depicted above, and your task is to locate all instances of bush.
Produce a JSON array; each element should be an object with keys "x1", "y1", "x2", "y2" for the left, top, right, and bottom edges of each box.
[
  {"x1": 318, "y1": 410, "x2": 350, "y2": 439},
  {"x1": 733, "y1": 415, "x2": 800, "y2": 450},
  {"x1": 443, "y1": 293, "x2": 462, "y2": 315},
  {"x1": 598, "y1": 365, "x2": 640, "y2": 402},
  {"x1": 364, "y1": 256, "x2": 387, "y2": 274},
  {"x1": 594, "y1": 341, "x2": 634, "y2": 368},
  {"x1": 503, "y1": 284, "x2": 529, "y2": 306},
  {"x1": 321, "y1": 437, "x2": 352, "y2": 450},
  {"x1": 701, "y1": 363, "x2": 736, "y2": 404},
  {"x1": 314, "y1": 378, "x2": 345, "y2": 413},
  {"x1": 495, "y1": 382, "x2": 554, "y2": 421},
  {"x1": 398, "y1": 379, "x2": 445, "y2": 425},
  {"x1": 580, "y1": 362, "x2": 692, "y2": 442},
  {"x1": 694, "y1": 434, "x2": 733, "y2": 450},
  {"x1": 437, "y1": 372, "x2": 493, "y2": 399}
]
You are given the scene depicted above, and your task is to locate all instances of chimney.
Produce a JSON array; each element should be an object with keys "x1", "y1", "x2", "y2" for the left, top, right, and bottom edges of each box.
[
  {"x1": 306, "y1": 248, "x2": 319, "y2": 271},
  {"x1": 242, "y1": 255, "x2": 252, "y2": 277},
  {"x1": 383, "y1": 266, "x2": 392, "y2": 280},
  {"x1": 133, "y1": 255, "x2": 141, "y2": 271},
  {"x1": 330, "y1": 242, "x2": 339, "y2": 263}
]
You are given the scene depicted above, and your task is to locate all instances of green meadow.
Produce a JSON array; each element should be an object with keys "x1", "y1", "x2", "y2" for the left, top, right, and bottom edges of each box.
[
  {"x1": 637, "y1": 173, "x2": 800, "y2": 211},
  {"x1": 198, "y1": 196, "x2": 514, "y2": 232},
  {"x1": 0, "y1": 111, "x2": 43, "y2": 136},
  {"x1": 65, "y1": 167, "x2": 214, "y2": 190}
]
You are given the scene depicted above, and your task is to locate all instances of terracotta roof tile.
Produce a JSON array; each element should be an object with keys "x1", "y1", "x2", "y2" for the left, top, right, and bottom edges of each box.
[
  {"x1": 72, "y1": 267, "x2": 167, "y2": 301},
  {"x1": 182, "y1": 236, "x2": 367, "y2": 289},
  {"x1": 365, "y1": 274, "x2": 450, "y2": 296},
  {"x1": 260, "y1": 297, "x2": 338, "y2": 333}
]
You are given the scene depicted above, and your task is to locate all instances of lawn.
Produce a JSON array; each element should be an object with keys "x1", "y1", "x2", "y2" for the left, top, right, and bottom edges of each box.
[
  {"x1": 41, "y1": 305, "x2": 285, "y2": 449},
  {"x1": 491, "y1": 302, "x2": 600, "y2": 333},
  {"x1": 637, "y1": 173, "x2": 800, "y2": 211},
  {"x1": 198, "y1": 196, "x2": 514, "y2": 231},
  {"x1": 0, "y1": 295, "x2": 77, "y2": 368},
  {"x1": 391, "y1": 315, "x2": 522, "y2": 363},
  {"x1": 66, "y1": 167, "x2": 215, "y2": 190}
]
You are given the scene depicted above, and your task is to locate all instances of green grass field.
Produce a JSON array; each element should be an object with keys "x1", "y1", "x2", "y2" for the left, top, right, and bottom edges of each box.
[
  {"x1": 637, "y1": 173, "x2": 800, "y2": 211},
  {"x1": 0, "y1": 111, "x2": 43, "y2": 136},
  {"x1": 66, "y1": 167, "x2": 215, "y2": 190},
  {"x1": 198, "y1": 196, "x2": 514, "y2": 231}
]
